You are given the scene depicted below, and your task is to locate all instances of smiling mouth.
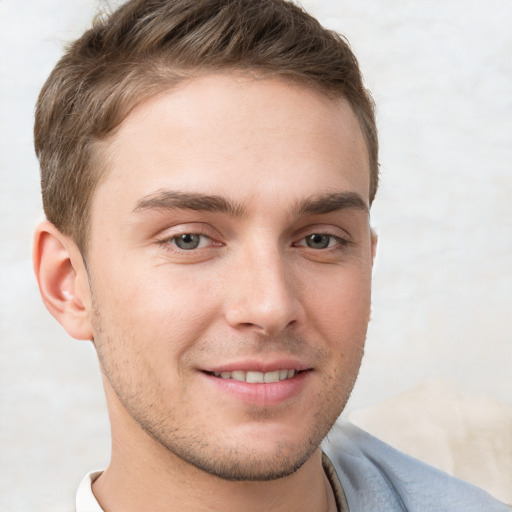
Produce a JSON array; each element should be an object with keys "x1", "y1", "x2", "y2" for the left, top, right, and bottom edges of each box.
[{"x1": 206, "y1": 369, "x2": 308, "y2": 383}]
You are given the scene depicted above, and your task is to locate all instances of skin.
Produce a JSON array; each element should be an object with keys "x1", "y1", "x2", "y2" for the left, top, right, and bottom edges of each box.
[{"x1": 34, "y1": 74, "x2": 376, "y2": 512}]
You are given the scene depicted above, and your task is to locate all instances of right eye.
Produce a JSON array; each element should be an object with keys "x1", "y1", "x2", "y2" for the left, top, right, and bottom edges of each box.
[
  {"x1": 170, "y1": 233, "x2": 211, "y2": 250},
  {"x1": 303, "y1": 233, "x2": 336, "y2": 249}
]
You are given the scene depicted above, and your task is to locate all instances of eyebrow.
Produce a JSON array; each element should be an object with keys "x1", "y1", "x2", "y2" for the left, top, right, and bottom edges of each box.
[
  {"x1": 293, "y1": 191, "x2": 369, "y2": 216},
  {"x1": 133, "y1": 190, "x2": 247, "y2": 216},
  {"x1": 132, "y1": 189, "x2": 368, "y2": 217}
]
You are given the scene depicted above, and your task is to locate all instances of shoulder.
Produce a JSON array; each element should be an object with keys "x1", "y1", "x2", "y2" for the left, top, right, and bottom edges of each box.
[{"x1": 322, "y1": 420, "x2": 511, "y2": 512}]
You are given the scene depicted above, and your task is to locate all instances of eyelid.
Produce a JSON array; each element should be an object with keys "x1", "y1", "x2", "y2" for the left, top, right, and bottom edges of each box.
[{"x1": 155, "y1": 222, "x2": 213, "y2": 238}]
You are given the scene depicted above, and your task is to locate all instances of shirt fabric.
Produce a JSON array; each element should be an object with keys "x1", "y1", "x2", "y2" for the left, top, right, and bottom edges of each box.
[
  {"x1": 76, "y1": 470, "x2": 103, "y2": 512},
  {"x1": 76, "y1": 421, "x2": 510, "y2": 512},
  {"x1": 321, "y1": 420, "x2": 510, "y2": 511}
]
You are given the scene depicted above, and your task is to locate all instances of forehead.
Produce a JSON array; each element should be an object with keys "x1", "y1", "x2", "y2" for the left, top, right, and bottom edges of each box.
[{"x1": 94, "y1": 73, "x2": 370, "y2": 217}]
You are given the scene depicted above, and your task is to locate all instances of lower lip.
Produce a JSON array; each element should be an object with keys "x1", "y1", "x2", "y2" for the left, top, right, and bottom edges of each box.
[{"x1": 201, "y1": 371, "x2": 310, "y2": 406}]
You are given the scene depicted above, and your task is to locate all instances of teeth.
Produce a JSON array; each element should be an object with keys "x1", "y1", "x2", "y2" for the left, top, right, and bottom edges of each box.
[
  {"x1": 214, "y1": 369, "x2": 297, "y2": 382},
  {"x1": 246, "y1": 371, "x2": 264, "y2": 383},
  {"x1": 231, "y1": 370, "x2": 245, "y2": 381},
  {"x1": 264, "y1": 370, "x2": 280, "y2": 383}
]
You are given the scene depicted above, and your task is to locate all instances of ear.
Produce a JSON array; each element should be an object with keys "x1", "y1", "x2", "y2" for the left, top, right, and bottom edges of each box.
[
  {"x1": 33, "y1": 221, "x2": 93, "y2": 340},
  {"x1": 370, "y1": 228, "x2": 378, "y2": 265}
]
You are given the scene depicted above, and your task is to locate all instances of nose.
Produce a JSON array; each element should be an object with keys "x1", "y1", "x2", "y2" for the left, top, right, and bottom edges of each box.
[{"x1": 224, "y1": 245, "x2": 304, "y2": 336}]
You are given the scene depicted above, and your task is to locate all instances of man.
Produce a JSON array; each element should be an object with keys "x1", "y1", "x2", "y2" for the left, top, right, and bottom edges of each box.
[{"x1": 32, "y1": 0, "x2": 509, "y2": 510}]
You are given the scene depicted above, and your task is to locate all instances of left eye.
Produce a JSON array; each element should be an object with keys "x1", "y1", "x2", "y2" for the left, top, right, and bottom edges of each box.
[
  {"x1": 300, "y1": 234, "x2": 340, "y2": 249},
  {"x1": 171, "y1": 233, "x2": 210, "y2": 250}
]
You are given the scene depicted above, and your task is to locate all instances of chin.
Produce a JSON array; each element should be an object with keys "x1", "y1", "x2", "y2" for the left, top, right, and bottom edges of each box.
[
  {"x1": 178, "y1": 437, "x2": 318, "y2": 482},
  {"x1": 150, "y1": 417, "x2": 329, "y2": 482}
]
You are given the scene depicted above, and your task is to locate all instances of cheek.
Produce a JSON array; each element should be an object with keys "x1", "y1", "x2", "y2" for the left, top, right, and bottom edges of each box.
[
  {"x1": 305, "y1": 265, "x2": 372, "y2": 336},
  {"x1": 89, "y1": 259, "x2": 221, "y2": 358}
]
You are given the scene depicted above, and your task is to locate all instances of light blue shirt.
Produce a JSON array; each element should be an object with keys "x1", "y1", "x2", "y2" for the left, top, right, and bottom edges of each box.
[{"x1": 322, "y1": 420, "x2": 510, "y2": 511}]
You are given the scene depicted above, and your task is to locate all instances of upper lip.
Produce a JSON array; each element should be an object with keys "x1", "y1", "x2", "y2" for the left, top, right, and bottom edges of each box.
[{"x1": 203, "y1": 359, "x2": 313, "y2": 374}]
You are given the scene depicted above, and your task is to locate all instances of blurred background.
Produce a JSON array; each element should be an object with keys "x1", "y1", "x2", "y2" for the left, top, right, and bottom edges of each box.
[{"x1": 1, "y1": 0, "x2": 511, "y2": 509}]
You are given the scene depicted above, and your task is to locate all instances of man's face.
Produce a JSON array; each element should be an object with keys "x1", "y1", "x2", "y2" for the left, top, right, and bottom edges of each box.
[{"x1": 85, "y1": 74, "x2": 374, "y2": 480}]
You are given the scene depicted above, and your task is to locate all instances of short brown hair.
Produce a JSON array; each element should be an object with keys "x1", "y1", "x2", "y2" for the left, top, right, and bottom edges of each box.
[{"x1": 35, "y1": 0, "x2": 378, "y2": 252}]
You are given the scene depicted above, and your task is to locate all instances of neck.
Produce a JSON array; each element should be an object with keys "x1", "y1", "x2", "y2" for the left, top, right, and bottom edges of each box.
[{"x1": 93, "y1": 445, "x2": 335, "y2": 512}]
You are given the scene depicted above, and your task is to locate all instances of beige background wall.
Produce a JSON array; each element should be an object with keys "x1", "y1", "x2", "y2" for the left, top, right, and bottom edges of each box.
[{"x1": 1, "y1": 0, "x2": 511, "y2": 510}]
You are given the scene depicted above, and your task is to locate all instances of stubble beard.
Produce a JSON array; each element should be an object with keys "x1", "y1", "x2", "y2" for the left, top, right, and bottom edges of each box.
[
  {"x1": 90, "y1": 295, "x2": 364, "y2": 482},
  {"x1": 118, "y1": 373, "x2": 356, "y2": 482}
]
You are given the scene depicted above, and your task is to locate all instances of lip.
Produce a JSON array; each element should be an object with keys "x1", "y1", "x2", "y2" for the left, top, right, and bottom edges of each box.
[{"x1": 200, "y1": 359, "x2": 313, "y2": 406}]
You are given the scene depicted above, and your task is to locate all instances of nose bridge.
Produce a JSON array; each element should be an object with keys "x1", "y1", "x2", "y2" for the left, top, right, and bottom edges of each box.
[{"x1": 224, "y1": 238, "x2": 301, "y2": 335}]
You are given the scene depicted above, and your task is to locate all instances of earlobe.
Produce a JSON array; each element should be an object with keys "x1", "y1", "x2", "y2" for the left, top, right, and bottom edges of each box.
[{"x1": 33, "y1": 221, "x2": 93, "y2": 340}]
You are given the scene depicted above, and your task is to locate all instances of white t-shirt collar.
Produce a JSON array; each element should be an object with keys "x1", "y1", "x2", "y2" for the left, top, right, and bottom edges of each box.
[{"x1": 76, "y1": 470, "x2": 104, "y2": 512}]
